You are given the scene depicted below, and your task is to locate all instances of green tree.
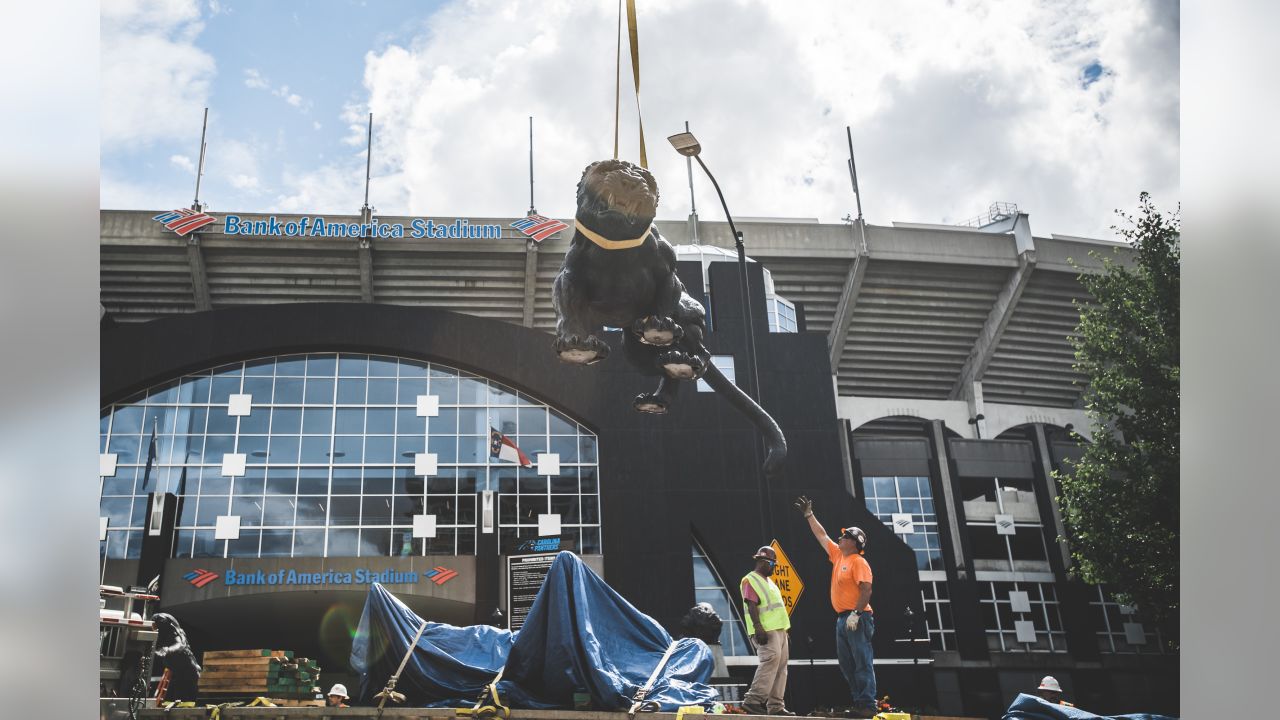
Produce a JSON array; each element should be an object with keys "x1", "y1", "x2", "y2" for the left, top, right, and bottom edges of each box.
[{"x1": 1058, "y1": 193, "x2": 1179, "y2": 646}]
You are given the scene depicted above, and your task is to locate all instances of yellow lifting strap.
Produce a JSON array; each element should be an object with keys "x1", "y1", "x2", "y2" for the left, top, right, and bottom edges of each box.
[{"x1": 614, "y1": 0, "x2": 647, "y2": 168}]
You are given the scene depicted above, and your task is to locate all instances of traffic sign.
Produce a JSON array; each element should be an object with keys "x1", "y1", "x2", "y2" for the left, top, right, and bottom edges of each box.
[{"x1": 768, "y1": 540, "x2": 804, "y2": 615}]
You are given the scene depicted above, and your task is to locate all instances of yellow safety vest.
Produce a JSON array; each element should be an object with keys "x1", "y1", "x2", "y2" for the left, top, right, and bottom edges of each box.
[{"x1": 741, "y1": 572, "x2": 791, "y2": 634}]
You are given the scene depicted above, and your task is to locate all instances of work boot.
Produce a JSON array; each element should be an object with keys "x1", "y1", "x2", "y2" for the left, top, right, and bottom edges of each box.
[
  {"x1": 741, "y1": 700, "x2": 769, "y2": 715},
  {"x1": 770, "y1": 709, "x2": 798, "y2": 716},
  {"x1": 846, "y1": 705, "x2": 878, "y2": 718}
]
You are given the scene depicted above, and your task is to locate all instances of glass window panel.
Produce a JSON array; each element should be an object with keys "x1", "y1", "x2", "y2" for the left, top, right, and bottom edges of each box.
[
  {"x1": 268, "y1": 435, "x2": 301, "y2": 464},
  {"x1": 360, "y1": 528, "x2": 392, "y2": 557},
  {"x1": 456, "y1": 408, "x2": 486, "y2": 436},
  {"x1": 111, "y1": 405, "x2": 145, "y2": 436},
  {"x1": 363, "y1": 467, "x2": 394, "y2": 494},
  {"x1": 306, "y1": 354, "x2": 337, "y2": 376},
  {"x1": 488, "y1": 381, "x2": 519, "y2": 405},
  {"x1": 517, "y1": 469, "x2": 547, "y2": 493},
  {"x1": 901, "y1": 498, "x2": 924, "y2": 514},
  {"x1": 297, "y1": 468, "x2": 328, "y2": 495},
  {"x1": 242, "y1": 377, "x2": 274, "y2": 403},
  {"x1": 491, "y1": 407, "x2": 518, "y2": 436},
  {"x1": 338, "y1": 355, "x2": 369, "y2": 377},
  {"x1": 108, "y1": 435, "x2": 140, "y2": 464},
  {"x1": 263, "y1": 496, "x2": 296, "y2": 526},
  {"x1": 192, "y1": 531, "x2": 222, "y2": 558},
  {"x1": 399, "y1": 360, "x2": 428, "y2": 379},
  {"x1": 232, "y1": 497, "x2": 264, "y2": 527},
  {"x1": 332, "y1": 435, "x2": 363, "y2": 463},
  {"x1": 458, "y1": 378, "x2": 487, "y2": 404},
  {"x1": 456, "y1": 495, "x2": 476, "y2": 525},
  {"x1": 275, "y1": 355, "x2": 307, "y2": 376},
  {"x1": 367, "y1": 379, "x2": 397, "y2": 404},
  {"x1": 457, "y1": 436, "x2": 487, "y2": 464},
  {"x1": 244, "y1": 358, "x2": 274, "y2": 376},
  {"x1": 327, "y1": 528, "x2": 359, "y2": 557},
  {"x1": 397, "y1": 378, "x2": 428, "y2": 405},
  {"x1": 202, "y1": 435, "x2": 233, "y2": 463},
  {"x1": 102, "y1": 476, "x2": 134, "y2": 496},
  {"x1": 395, "y1": 435, "x2": 425, "y2": 462},
  {"x1": 427, "y1": 435, "x2": 457, "y2": 463},
  {"x1": 392, "y1": 495, "x2": 421, "y2": 523},
  {"x1": 550, "y1": 495, "x2": 580, "y2": 523},
  {"x1": 428, "y1": 407, "x2": 458, "y2": 435},
  {"x1": 499, "y1": 495, "x2": 518, "y2": 524},
  {"x1": 550, "y1": 436, "x2": 578, "y2": 462},
  {"x1": 550, "y1": 470, "x2": 578, "y2": 493},
  {"x1": 330, "y1": 497, "x2": 361, "y2": 525},
  {"x1": 581, "y1": 527, "x2": 601, "y2": 554},
  {"x1": 516, "y1": 408, "x2": 546, "y2": 435},
  {"x1": 396, "y1": 409, "x2": 425, "y2": 436},
  {"x1": 304, "y1": 377, "x2": 335, "y2": 405},
  {"x1": 1009, "y1": 528, "x2": 1049, "y2": 561},
  {"x1": 186, "y1": 376, "x2": 212, "y2": 404},
  {"x1": 364, "y1": 436, "x2": 395, "y2": 464},
  {"x1": 430, "y1": 377, "x2": 458, "y2": 404},
  {"x1": 100, "y1": 497, "x2": 133, "y2": 529},
  {"x1": 579, "y1": 436, "x2": 598, "y2": 464},
  {"x1": 300, "y1": 436, "x2": 331, "y2": 464},
  {"x1": 294, "y1": 529, "x2": 325, "y2": 555},
  {"x1": 210, "y1": 377, "x2": 242, "y2": 404},
  {"x1": 337, "y1": 378, "x2": 367, "y2": 405},
  {"x1": 456, "y1": 528, "x2": 476, "y2": 554},
  {"x1": 199, "y1": 471, "x2": 231, "y2": 495},
  {"x1": 548, "y1": 409, "x2": 575, "y2": 435},
  {"x1": 206, "y1": 408, "x2": 238, "y2": 434},
  {"x1": 425, "y1": 529, "x2": 456, "y2": 555},
  {"x1": 579, "y1": 468, "x2": 598, "y2": 494},
  {"x1": 237, "y1": 435, "x2": 268, "y2": 460},
  {"x1": 335, "y1": 408, "x2": 364, "y2": 434},
  {"x1": 425, "y1": 496, "x2": 456, "y2": 523},
  {"x1": 515, "y1": 435, "x2": 547, "y2": 455},
  {"x1": 457, "y1": 469, "x2": 483, "y2": 494},
  {"x1": 493, "y1": 469, "x2": 518, "y2": 494},
  {"x1": 520, "y1": 495, "x2": 548, "y2": 521},
  {"x1": 395, "y1": 469, "x2": 424, "y2": 495},
  {"x1": 183, "y1": 407, "x2": 209, "y2": 434},
  {"x1": 331, "y1": 468, "x2": 362, "y2": 494},
  {"x1": 295, "y1": 497, "x2": 327, "y2": 526},
  {"x1": 424, "y1": 473, "x2": 455, "y2": 495},
  {"x1": 196, "y1": 496, "x2": 229, "y2": 526},
  {"x1": 173, "y1": 529, "x2": 195, "y2": 558},
  {"x1": 147, "y1": 381, "x2": 181, "y2": 404},
  {"x1": 301, "y1": 407, "x2": 332, "y2": 434},
  {"x1": 270, "y1": 407, "x2": 303, "y2": 434},
  {"x1": 367, "y1": 356, "x2": 398, "y2": 377},
  {"x1": 234, "y1": 470, "x2": 266, "y2": 495},
  {"x1": 362, "y1": 496, "x2": 393, "y2": 525},
  {"x1": 969, "y1": 526, "x2": 1010, "y2": 566},
  {"x1": 366, "y1": 408, "x2": 395, "y2": 434},
  {"x1": 178, "y1": 436, "x2": 204, "y2": 463},
  {"x1": 260, "y1": 529, "x2": 293, "y2": 557}
]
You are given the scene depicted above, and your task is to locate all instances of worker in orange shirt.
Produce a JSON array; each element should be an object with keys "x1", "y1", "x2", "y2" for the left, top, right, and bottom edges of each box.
[{"x1": 796, "y1": 496, "x2": 877, "y2": 719}]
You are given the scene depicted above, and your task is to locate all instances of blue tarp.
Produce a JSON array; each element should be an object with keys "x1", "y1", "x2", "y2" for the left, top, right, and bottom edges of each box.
[
  {"x1": 351, "y1": 551, "x2": 721, "y2": 711},
  {"x1": 1003, "y1": 693, "x2": 1177, "y2": 720}
]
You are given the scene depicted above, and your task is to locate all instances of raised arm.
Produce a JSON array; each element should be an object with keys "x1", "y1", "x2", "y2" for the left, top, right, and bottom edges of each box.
[{"x1": 794, "y1": 495, "x2": 829, "y2": 547}]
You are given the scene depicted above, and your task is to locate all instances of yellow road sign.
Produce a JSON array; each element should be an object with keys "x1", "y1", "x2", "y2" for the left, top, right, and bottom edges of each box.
[{"x1": 769, "y1": 540, "x2": 804, "y2": 615}]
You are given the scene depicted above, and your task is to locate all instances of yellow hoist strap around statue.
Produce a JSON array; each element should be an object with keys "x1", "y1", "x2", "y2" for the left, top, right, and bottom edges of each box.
[{"x1": 614, "y1": 0, "x2": 647, "y2": 168}]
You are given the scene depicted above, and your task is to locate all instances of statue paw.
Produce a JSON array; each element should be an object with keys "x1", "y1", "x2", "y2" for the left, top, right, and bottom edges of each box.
[
  {"x1": 632, "y1": 315, "x2": 683, "y2": 346},
  {"x1": 657, "y1": 350, "x2": 705, "y2": 380},
  {"x1": 554, "y1": 334, "x2": 610, "y2": 365},
  {"x1": 632, "y1": 392, "x2": 669, "y2": 414}
]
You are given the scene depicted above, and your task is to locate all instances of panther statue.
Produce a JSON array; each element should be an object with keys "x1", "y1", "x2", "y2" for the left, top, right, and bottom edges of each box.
[
  {"x1": 552, "y1": 159, "x2": 786, "y2": 478},
  {"x1": 151, "y1": 612, "x2": 202, "y2": 701}
]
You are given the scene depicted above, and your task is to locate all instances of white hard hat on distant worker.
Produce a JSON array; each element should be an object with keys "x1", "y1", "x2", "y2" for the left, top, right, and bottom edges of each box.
[
  {"x1": 1038, "y1": 676, "x2": 1062, "y2": 693},
  {"x1": 328, "y1": 683, "x2": 349, "y2": 699}
]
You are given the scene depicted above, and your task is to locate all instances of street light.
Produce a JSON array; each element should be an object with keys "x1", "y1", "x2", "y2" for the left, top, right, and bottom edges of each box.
[{"x1": 668, "y1": 130, "x2": 770, "y2": 537}]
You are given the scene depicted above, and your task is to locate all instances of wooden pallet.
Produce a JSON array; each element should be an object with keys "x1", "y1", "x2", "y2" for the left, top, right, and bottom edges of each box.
[{"x1": 199, "y1": 649, "x2": 320, "y2": 700}]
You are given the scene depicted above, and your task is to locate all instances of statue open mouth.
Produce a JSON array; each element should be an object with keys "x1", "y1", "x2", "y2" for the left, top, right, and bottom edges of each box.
[{"x1": 577, "y1": 159, "x2": 659, "y2": 225}]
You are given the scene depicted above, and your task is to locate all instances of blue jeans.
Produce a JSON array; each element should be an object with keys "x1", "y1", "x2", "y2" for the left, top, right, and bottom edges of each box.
[{"x1": 835, "y1": 611, "x2": 876, "y2": 708}]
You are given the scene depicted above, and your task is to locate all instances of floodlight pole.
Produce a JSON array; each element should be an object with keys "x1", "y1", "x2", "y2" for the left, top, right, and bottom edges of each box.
[{"x1": 192, "y1": 108, "x2": 208, "y2": 212}]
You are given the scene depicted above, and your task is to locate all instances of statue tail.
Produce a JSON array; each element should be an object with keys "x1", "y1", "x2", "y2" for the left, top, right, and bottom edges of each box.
[{"x1": 701, "y1": 361, "x2": 788, "y2": 479}]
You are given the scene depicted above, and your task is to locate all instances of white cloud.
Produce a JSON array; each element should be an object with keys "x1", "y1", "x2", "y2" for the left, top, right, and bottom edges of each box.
[
  {"x1": 170, "y1": 154, "x2": 195, "y2": 173},
  {"x1": 207, "y1": 138, "x2": 264, "y2": 195},
  {"x1": 243, "y1": 69, "x2": 312, "y2": 112},
  {"x1": 101, "y1": 0, "x2": 215, "y2": 148},
  {"x1": 280, "y1": 0, "x2": 1176, "y2": 238}
]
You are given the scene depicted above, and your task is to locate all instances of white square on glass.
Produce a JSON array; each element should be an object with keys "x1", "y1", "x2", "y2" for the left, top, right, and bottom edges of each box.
[
  {"x1": 1008, "y1": 590, "x2": 1032, "y2": 613},
  {"x1": 537, "y1": 453, "x2": 560, "y2": 476},
  {"x1": 1014, "y1": 620, "x2": 1037, "y2": 644},
  {"x1": 214, "y1": 515, "x2": 241, "y2": 540},
  {"x1": 415, "y1": 453, "x2": 438, "y2": 477},
  {"x1": 994, "y1": 514, "x2": 1016, "y2": 535},
  {"x1": 416, "y1": 395, "x2": 440, "y2": 417},
  {"x1": 221, "y1": 453, "x2": 247, "y2": 477},
  {"x1": 412, "y1": 514, "x2": 438, "y2": 539},
  {"x1": 100, "y1": 517, "x2": 109, "y2": 541},
  {"x1": 538, "y1": 513, "x2": 562, "y2": 537},
  {"x1": 891, "y1": 513, "x2": 915, "y2": 535},
  {"x1": 227, "y1": 394, "x2": 253, "y2": 416},
  {"x1": 100, "y1": 453, "x2": 118, "y2": 477},
  {"x1": 1123, "y1": 622, "x2": 1148, "y2": 645}
]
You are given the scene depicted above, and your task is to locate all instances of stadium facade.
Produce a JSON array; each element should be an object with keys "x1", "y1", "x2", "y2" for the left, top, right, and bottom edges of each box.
[{"x1": 98, "y1": 206, "x2": 1176, "y2": 716}]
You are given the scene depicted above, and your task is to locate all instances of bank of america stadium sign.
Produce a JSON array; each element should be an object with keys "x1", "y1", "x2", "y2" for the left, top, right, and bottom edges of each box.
[
  {"x1": 152, "y1": 211, "x2": 505, "y2": 240},
  {"x1": 183, "y1": 565, "x2": 459, "y2": 588}
]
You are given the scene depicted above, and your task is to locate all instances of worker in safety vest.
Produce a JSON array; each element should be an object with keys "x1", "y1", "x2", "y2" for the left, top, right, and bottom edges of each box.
[{"x1": 739, "y1": 545, "x2": 796, "y2": 716}]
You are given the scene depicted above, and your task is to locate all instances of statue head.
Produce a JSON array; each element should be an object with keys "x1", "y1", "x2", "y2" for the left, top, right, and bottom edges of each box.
[{"x1": 575, "y1": 159, "x2": 660, "y2": 238}]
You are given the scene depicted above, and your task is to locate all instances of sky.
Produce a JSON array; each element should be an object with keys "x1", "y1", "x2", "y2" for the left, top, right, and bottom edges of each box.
[{"x1": 101, "y1": 0, "x2": 1179, "y2": 239}]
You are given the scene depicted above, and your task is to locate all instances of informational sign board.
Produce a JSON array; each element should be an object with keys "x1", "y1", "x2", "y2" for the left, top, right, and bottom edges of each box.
[
  {"x1": 768, "y1": 540, "x2": 804, "y2": 615},
  {"x1": 506, "y1": 553, "x2": 556, "y2": 631}
]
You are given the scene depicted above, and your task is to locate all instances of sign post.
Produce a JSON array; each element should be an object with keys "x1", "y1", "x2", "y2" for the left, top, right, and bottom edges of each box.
[{"x1": 768, "y1": 540, "x2": 804, "y2": 615}]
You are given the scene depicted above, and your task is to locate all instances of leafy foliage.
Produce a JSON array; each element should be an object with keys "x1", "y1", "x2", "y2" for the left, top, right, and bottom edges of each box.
[{"x1": 1058, "y1": 193, "x2": 1179, "y2": 645}]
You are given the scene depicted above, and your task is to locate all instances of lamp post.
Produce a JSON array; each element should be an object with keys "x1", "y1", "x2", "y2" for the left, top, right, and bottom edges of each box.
[{"x1": 668, "y1": 130, "x2": 771, "y2": 538}]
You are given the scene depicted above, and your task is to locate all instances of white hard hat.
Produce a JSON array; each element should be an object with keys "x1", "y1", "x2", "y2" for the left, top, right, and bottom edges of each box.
[
  {"x1": 1037, "y1": 676, "x2": 1062, "y2": 693},
  {"x1": 328, "y1": 683, "x2": 349, "y2": 699}
]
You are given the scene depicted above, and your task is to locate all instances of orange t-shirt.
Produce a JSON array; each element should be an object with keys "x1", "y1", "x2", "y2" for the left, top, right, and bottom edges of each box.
[{"x1": 824, "y1": 537, "x2": 873, "y2": 614}]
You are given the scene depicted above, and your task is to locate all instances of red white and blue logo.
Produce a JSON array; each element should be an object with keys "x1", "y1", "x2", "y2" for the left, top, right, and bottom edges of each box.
[
  {"x1": 510, "y1": 214, "x2": 568, "y2": 243},
  {"x1": 424, "y1": 566, "x2": 459, "y2": 585},
  {"x1": 153, "y1": 208, "x2": 218, "y2": 237},
  {"x1": 183, "y1": 568, "x2": 219, "y2": 588}
]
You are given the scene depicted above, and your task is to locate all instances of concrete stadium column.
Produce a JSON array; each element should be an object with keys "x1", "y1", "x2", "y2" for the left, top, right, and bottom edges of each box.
[{"x1": 929, "y1": 421, "x2": 967, "y2": 580}]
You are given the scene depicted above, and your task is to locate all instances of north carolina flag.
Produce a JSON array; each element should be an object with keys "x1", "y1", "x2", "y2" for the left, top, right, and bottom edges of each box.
[{"x1": 489, "y1": 428, "x2": 532, "y2": 467}]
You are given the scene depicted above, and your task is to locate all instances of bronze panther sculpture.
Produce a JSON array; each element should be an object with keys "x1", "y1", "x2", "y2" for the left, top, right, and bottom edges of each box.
[
  {"x1": 151, "y1": 612, "x2": 202, "y2": 701},
  {"x1": 552, "y1": 159, "x2": 786, "y2": 478}
]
